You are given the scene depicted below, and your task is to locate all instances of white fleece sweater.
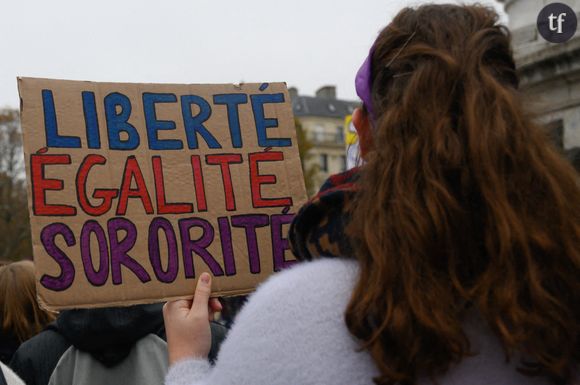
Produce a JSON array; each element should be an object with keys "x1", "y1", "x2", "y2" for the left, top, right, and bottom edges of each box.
[{"x1": 165, "y1": 259, "x2": 553, "y2": 385}]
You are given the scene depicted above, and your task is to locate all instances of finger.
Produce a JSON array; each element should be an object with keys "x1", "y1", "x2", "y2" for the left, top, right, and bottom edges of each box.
[
  {"x1": 191, "y1": 272, "x2": 212, "y2": 317},
  {"x1": 164, "y1": 299, "x2": 193, "y2": 315},
  {"x1": 209, "y1": 298, "x2": 222, "y2": 312},
  {"x1": 208, "y1": 298, "x2": 222, "y2": 321}
]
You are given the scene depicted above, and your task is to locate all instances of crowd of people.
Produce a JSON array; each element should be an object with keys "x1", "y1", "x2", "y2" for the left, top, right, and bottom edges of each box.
[
  {"x1": 1, "y1": 3, "x2": 580, "y2": 385},
  {"x1": 0, "y1": 259, "x2": 229, "y2": 385}
]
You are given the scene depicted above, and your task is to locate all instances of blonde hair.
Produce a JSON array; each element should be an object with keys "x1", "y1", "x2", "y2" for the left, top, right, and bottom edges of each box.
[{"x1": 0, "y1": 261, "x2": 55, "y2": 342}]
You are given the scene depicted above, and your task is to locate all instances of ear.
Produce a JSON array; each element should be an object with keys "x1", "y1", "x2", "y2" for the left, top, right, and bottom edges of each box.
[{"x1": 352, "y1": 107, "x2": 373, "y2": 159}]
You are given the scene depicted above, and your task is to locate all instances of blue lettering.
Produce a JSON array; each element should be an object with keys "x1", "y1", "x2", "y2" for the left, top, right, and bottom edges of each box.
[
  {"x1": 42, "y1": 89, "x2": 81, "y2": 148},
  {"x1": 143, "y1": 93, "x2": 183, "y2": 150},
  {"x1": 82, "y1": 91, "x2": 101, "y2": 149},
  {"x1": 213, "y1": 94, "x2": 247, "y2": 148},
  {"x1": 104, "y1": 92, "x2": 140, "y2": 150},
  {"x1": 250, "y1": 93, "x2": 291, "y2": 147},
  {"x1": 180, "y1": 95, "x2": 221, "y2": 149}
]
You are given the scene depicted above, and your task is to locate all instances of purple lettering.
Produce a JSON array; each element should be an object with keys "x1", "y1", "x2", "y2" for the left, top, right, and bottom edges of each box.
[
  {"x1": 231, "y1": 214, "x2": 269, "y2": 274},
  {"x1": 80, "y1": 220, "x2": 109, "y2": 286},
  {"x1": 148, "y1": 217, "x2": 179, "y2": 283},
  {"x1": 39, "y1": 223, "x2": 76, "y2": 291},
  {"x1": 271, "y1": 214, "x2": 296, "y2": 271},
  {"x1": 218, "y1": 216, "x2": 236, "y2": 276},
  {"x1": 108, "y1": 217, "x2": 151, "y2": 285},
  {"x1": 178, "y1": 218, "x2": 224, "y2": 278}
]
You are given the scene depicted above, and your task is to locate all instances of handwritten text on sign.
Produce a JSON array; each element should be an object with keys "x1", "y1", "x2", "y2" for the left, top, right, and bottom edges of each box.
[{"x1": 19, "y1": 78, "x2": 307, "y2": 309}]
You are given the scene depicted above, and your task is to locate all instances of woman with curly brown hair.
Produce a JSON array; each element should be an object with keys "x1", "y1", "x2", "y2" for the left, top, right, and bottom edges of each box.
[
  {"x1": 163, "y1": 4, "x2": 579, "y2": 385},
  {"x1": 0, "y1": 261, "x2": 54, "y2": 364}
]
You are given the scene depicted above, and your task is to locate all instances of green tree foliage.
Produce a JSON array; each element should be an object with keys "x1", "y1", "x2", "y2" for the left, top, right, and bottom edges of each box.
[
  {"x1": 295, "y1": 118, "x2": 318, "y2": 197},
  {"x1": 0, "y1": 109, "x2": 31, "y2": 262}
]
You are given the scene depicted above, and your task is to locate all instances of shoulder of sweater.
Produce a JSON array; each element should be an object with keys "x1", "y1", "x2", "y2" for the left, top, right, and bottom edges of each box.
[
  {"x1": 260, "y1": 257, "x2": 357, "y2": 294},
  {"x1": 236, "y1": 258, "x2": 359, "y2": 323},
  {"x1": 201, "y1": 258, "x2": 379, "y2": 385}
]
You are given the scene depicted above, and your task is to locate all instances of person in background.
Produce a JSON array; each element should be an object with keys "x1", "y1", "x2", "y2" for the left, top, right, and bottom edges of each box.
[
  {"x1": 162, "y1": 4, "x2": 579, "y2": 385},
  {"x1": 9, "y1": 303, "x2": 227, "y2": 385},
  {"x1": 217, "y1": 296, "x2": 247, "y2": 329},
  {"x1": 0, "y1": 261, "x2": 54, "y2": 364}
]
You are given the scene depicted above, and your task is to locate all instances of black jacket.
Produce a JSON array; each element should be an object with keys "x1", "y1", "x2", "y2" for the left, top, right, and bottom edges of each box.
[
  {"x1": 9, "y1": 304, "x2": 227, "y2": 385},
  {"x1": 0, "y1": 330, "x2": 20, "y2": 365}
]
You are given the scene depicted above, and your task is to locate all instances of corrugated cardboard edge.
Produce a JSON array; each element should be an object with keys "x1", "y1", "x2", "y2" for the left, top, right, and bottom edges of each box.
[
  {"x1": 37, "y1": 287, "x2": 257, "y2": 311},
  {"x1": 18, "y1": 77, "x2": 50, "y2": 314}
]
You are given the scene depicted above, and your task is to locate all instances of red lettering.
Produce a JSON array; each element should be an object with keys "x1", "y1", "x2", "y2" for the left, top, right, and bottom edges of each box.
[
  {"x1": 190, "y1": 155, "x2": 207, "y2": 212},
  {"x1": 206, "y1": 154, "x2": 243, "y2": 211},
  {"x1": 116, "y1": 156, "x2": 154, "y2": 215},
  {"x1": 77, "y1": 154, "x2": 118, "y2": 216},
  {"x1": 31, "y1": 154, "x2": 76, "y2": 216},
  {"x1": 152, "y1": 156, "x2": 193, "y2": 214},
  {"x1": 249, "y1": 151, "x2": 293, "y2": 208}
]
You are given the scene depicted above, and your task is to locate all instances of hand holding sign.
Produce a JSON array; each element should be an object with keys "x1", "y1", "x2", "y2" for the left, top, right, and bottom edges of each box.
[
  {"x1": 163, "y1": 272, "x2": 220, "y2": 364},
  {"x1": 18, "y1": 78, "x2": 307, "y2": 310}
]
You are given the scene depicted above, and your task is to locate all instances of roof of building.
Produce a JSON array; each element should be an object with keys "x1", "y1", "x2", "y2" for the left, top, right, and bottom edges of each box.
[{"x1": 292, "y1": 96, "x2": 360, "y2": 118}]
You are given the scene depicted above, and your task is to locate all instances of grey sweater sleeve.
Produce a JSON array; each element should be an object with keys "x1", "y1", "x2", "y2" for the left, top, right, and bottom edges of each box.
[{"x1": 165, "y1": 359, "x2": 211, "y2": 385}]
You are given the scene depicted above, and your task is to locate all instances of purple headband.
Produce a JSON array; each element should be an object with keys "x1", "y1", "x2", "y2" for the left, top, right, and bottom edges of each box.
[
  {"x1": 355, "y1": 31, "x2": 417, "y2": 123},
  {"x1": 355, "y1": 47, "x2": 375, "y2": 122}
]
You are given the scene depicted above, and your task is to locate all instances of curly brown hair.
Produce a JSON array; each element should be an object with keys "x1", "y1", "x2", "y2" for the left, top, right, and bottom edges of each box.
[{"x1": 346, "y1": 4, "x2": 580, "y2": 385}]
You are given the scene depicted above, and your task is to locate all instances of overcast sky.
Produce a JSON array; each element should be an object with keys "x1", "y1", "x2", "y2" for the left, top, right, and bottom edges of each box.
[{"x1": 0, "y1": 0, "x2": 505, "y2": 108}]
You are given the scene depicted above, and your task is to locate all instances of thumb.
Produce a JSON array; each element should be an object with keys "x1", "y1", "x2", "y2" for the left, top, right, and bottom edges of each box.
[{"x1": 191, "y1": 272, "x2": 212, "y2": 316}]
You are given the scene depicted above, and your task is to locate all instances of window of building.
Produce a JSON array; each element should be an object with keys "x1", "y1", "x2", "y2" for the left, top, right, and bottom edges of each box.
[
  {"x1": 340, "y1": 155, "x2": 347, "y2": 171},
  {"x1": 320, "y1": 154, "x2": 328, "y2": 172},
  {"x1": 313, "y1": 125, "x2": 325, "y2": 143},
  {"x1": 336, "y1": 126, "x2": 344, "y2": 142}
]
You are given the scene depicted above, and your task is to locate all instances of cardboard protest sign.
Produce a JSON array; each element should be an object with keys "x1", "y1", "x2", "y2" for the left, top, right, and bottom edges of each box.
[{"x1": 18, "y1": 77, "x2": 307, "y2": 310}]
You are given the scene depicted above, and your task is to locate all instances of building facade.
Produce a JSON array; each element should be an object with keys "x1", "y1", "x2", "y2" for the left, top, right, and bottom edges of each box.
[
  {"x1": 500, "y1": 0, "x2": 580, "y2": 167},
  {"x1": 290, "y1": 86, "x2": 359, "y2": 193}
]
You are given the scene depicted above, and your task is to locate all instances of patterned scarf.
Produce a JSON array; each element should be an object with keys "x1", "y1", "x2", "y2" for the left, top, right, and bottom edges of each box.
[{"x1": 289, "y1": 168, "x2": 360, "y2": 261}]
